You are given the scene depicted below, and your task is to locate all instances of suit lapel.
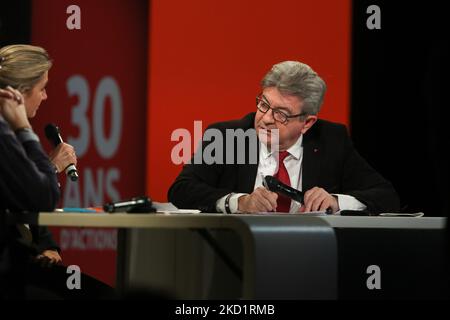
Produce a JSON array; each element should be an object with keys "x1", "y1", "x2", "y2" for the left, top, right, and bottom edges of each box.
[
  {"x1": 237, "y1": 130, "x2": 259, "y2": 193},
  {"x1": 234, "y1": 113, "x2": 259, "y2": 193},
  {"x1": 302, "y1": 128, "x2": 322, "y2": 192},
  {"x1": 238, "y1": 162, "x2": 258, "y2": 193}
]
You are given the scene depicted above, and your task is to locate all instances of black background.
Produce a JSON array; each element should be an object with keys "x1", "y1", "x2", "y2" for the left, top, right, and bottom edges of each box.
[
  {"x1": 0, "y1": 1, "x2": 30, "y2": 47},
  {"x1": 351, "y1": 1, "x2": 449, "y2": 217}
]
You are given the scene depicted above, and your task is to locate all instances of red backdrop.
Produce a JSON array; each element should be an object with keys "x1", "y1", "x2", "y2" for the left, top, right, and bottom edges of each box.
[
  {"x1": 29, "y1": 0, "x2": 350, "y2": 287},
  {"x1": 31, "y1": 0, "x2": 148, "y2": 286},
  {"x1": 147, "y1": 0, "x2": 351, "y2": 202}
]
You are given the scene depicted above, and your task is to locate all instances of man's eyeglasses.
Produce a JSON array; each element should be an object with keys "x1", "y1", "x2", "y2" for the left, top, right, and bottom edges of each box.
[{"x1": 256, "y1": 94, "x2": 306, "y2": 124}]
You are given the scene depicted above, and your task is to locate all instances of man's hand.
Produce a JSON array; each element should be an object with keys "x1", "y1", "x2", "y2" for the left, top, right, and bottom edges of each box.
[
  {"x1": 49, "y1": 143, "x2": 77, "y2": 173},
  {"x1": 35, "y1": 249, "x2": 63, "y2": 268},
  {"x1": 300, "y1": 187, "x2": 339, "y2": 213},
  {"x1": 238, "y1": 186, "x2": 278, "y2": 213}
]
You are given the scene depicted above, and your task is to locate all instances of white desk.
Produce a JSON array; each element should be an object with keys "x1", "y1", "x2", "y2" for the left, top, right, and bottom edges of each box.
[{"x1": 39, "y1": 212, "x2": 446, "y2": 229}]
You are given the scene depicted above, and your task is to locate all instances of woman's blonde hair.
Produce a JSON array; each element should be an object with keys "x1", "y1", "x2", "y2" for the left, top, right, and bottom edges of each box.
[{"x1": 0, "y1": 44, "x2": 52, "y2": 93}]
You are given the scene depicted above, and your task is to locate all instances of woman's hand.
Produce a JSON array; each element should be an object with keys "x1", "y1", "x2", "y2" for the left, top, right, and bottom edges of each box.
[
  {"x1": 0, "y1": 86, "x2": 31, "y2": 130},
  {"x1": 49, "y1": 143, "x2": 77, "y2": 173}
]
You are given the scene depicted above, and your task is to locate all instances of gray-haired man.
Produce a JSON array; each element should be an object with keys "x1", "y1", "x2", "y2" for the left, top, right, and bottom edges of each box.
[{"x1": 169, "y1": 61, "x2": 399, "y2": 214}]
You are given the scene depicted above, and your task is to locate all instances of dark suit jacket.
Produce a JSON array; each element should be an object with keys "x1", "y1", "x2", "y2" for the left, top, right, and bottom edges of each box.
[{"x1": 168, "y1": 112, "x2": 400, "y2": 213}]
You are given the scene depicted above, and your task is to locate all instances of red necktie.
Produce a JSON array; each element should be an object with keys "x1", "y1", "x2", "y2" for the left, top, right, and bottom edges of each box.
[{"x1": 274, "y1": 151, "x2": 291, "y2": 212}]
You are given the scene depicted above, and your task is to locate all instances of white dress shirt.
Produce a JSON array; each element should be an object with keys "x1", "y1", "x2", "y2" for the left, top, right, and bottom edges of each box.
[{"x1": 217, "y1": 134, "x2": 367, "y2": 213}]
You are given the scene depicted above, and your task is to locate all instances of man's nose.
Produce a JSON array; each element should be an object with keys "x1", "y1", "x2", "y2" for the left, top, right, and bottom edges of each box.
[{"x1": 262, "y1": 109, "x2": 275, "y2": 123}]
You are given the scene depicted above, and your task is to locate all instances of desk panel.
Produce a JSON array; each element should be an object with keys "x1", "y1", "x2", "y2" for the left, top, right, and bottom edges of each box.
[{"x1": 38, "y1": 213, "x2": 447, "y2": 299}]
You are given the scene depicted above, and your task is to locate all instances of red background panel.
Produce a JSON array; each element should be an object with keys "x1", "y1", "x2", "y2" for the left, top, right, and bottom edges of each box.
[
  {"x1": 28, "y1": 0, "x2": 350, "y2": 286},
  {"x1": 147, "y1": 0, "x2": 351, "y2": 202},
  {"x1": 31, "y1": 0, "x2": 147, "y2": 201},
  {"x1": 31, "y1": 0, "x2": 148, "y2": 286}
]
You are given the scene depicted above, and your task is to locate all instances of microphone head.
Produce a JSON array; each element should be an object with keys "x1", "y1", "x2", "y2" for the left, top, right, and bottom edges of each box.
[
  {"x1": 263, "y1": 175, "x2": 280, "y2": 191},
  {"x1": 263, "y1": 175, "x2": 304, "y2": 203},
  {"x1": 44, "y1": 123, "x2": 62, "y2": 146},
  {"x1": 44, "y1": 123, "x2": 59, "y2": 138}
]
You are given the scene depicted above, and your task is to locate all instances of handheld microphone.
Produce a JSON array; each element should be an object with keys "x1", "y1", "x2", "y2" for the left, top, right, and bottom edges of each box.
[
  {"x1": 263, "y1": 175, "x2": 333, "y2": 214},
  {"x1": 44, "y1": 123, "x2": 79, "y2": 181},
  {"x1": 263, "y1": 175, "x2": 304, "y2": 203}
]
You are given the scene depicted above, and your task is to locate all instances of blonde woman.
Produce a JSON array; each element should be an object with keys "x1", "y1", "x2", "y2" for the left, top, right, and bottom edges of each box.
[
  {"x1": 1, "y1": 45, "x2": 112, "y2": 299},
  {"x1": 0, "y1": 44, "x2": 77, "y2": 173},
  {"x1": 0, "y1": 45, "x2": 65, "y2": 267}
]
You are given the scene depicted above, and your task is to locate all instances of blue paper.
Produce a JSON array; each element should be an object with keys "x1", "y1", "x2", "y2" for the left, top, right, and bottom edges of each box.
[{"x1": 62, "y1": 207, "x2": 98, "y2": 213}]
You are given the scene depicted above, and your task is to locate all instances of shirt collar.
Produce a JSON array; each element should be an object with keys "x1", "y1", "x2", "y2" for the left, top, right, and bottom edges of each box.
[
  {"x1": 260, "y1": 134, "x2": 303, "y2": 160},
  {"x1": 286, "y1": 134, "x2": 303, "y2": 160}
]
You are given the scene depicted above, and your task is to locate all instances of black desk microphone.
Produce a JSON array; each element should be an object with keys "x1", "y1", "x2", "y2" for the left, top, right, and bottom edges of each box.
[{"x1": 44, "y1": 123, "x2": 79, "y2": 181}]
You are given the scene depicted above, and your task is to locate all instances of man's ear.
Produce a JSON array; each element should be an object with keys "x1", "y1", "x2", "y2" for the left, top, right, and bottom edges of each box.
[{"x1": 300, "y1": 115, "x2": 318, "y2": 135}]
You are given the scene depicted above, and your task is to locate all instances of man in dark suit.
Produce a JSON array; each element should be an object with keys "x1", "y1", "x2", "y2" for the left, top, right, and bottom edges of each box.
[{"x1": 168, "y1": 61, "x2": 399, "y2": 214}]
